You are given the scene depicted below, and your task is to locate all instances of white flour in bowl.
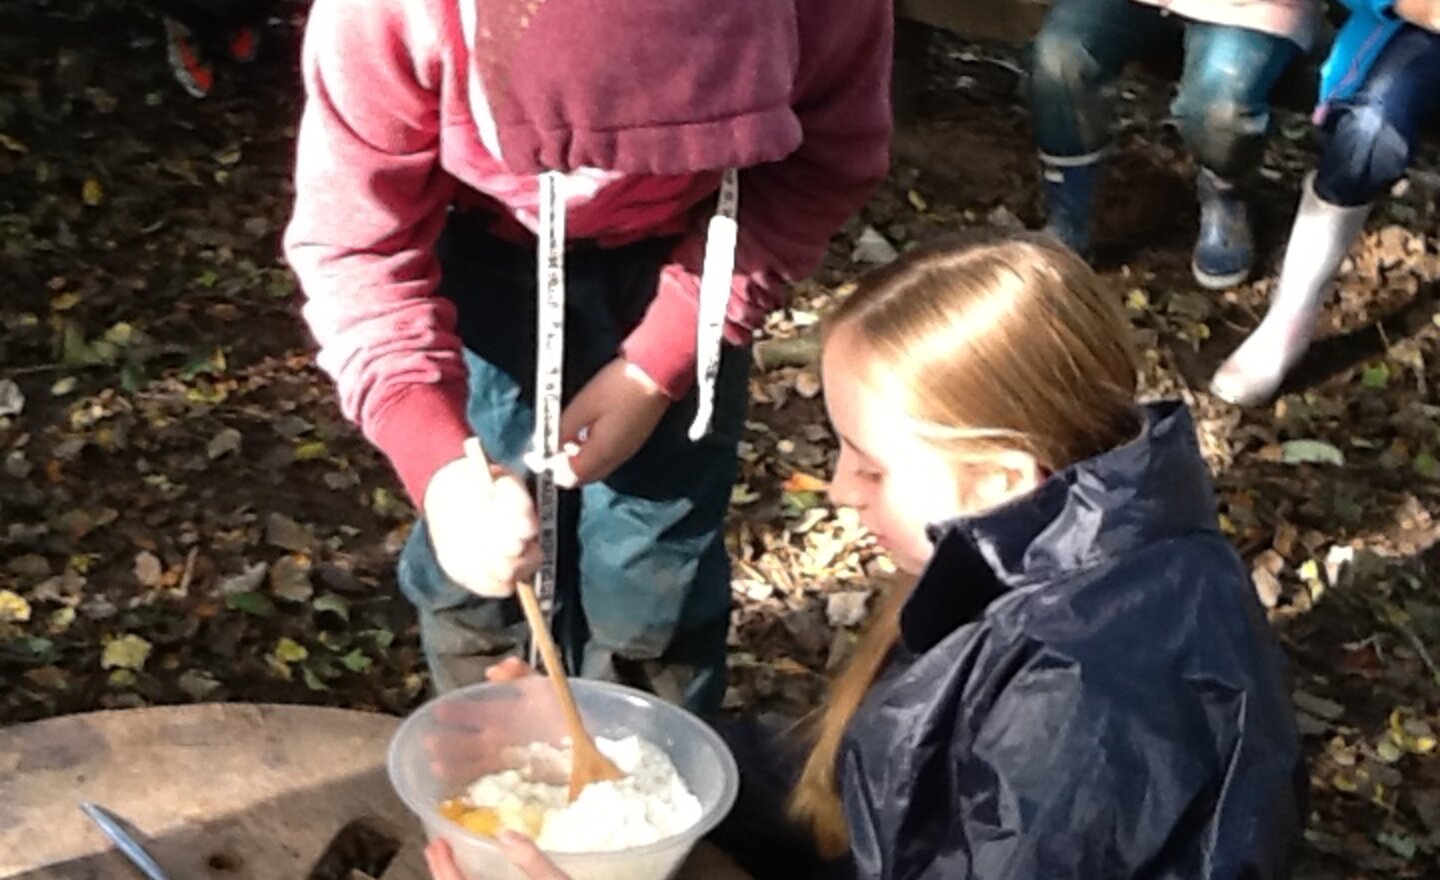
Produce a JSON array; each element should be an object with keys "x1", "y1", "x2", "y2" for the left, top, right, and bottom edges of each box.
[{"x1": 463, "y1": 735, "x2": 702, "y2": 853}]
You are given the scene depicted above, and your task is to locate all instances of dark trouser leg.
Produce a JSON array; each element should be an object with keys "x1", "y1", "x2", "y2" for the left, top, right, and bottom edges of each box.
[
  {"x1": 575, "y1": 339, "x2": 747, "y2": 713},
  {"x1": 1173, "y1": 23, "x2": 1299, "y2": 287},
  {"x1": 1171, "y1": 23, "x2": 1299, "y2": 179},
  {"x1": 1028, "y1": 0, "x2": 1173, "y2": 252},
  {"x1": 1029, "y1": 0, "x2": 1171, "y2": 158},
  {"x1": 1314, "y1": 24, "x2": 1440, "y2": 208}
]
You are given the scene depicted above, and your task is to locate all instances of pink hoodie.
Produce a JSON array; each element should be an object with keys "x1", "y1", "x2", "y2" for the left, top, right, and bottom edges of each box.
[{"x1": 284, "y1": 0, "x2": 893, "y2": 504}]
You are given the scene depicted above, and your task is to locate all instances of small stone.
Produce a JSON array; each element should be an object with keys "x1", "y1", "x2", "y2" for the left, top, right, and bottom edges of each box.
[
  {"x1": 270, "y1": 555, "x2": 313, "y2": 603},
  {"x1": 323, "y1": 470, "x2": 360, "y2": 491},
  {"x1": 81, "y1": 596, "x2": 117, "y2": 620},
  {"x1": 25, "y1": 666, "x2": 69, "y2": 690},
  {"x1": 0, "y1": 379, "x2": 24, "y2": 417},
  {"x1": 218, "y1": 561, "x2": 268, "y2": 596},
  {"x1": 1296, "y1": 712, "x2": 1331, "y2": 737},
  {"x1": 1252, "y1": 567, "x2": 1282, "y2": 609},
  {"x1": 207, "y1": 427, "x2": 243, "y2": 460},
  {"x1": 314, "y1": 562, "x2": 365, "y2": 595},
  {"x1": 7, "y1": 554, "x2": 51, "y2": 579},
  {"x1": 265, "y1": 512, "x2": 315, "y2": 553},
  {"x1": 178, "y1": 668, "x2": 222, "y2": 700},
  {"x1": 826, "y1": 628, "x2": 856, "y2": 671},
  {"x1": 133, "y1": 551, "x2": 164, "y2": 588},
  {"x1": 5, "y1": 451, "x2": 32, "y2": 479},
  {"x1": 1293, "y1": 690, "x2": 1345, "y2": 721},
  {"x1": 826, "y1": 590, "x2": 872, "y2": 628},
  {"x1": 793, "y1": 371, "x2": 821, "y2": 400},
  {"x1": 985, "y1": 205, "x2": 1024, "y2": 231},
  {"x1": 52, "y1": 436, "x2": 86, "y2": 461},
  {"x1": 851, "y1": 226, "x2": 899, "y2": 265},
  {"x1": 31, "y1": 569, "x2": 85, "y2": 606},
  {"x1": 740, "y1": 580, "x2": 774, "y2": 602},
  {"x1": 272, "y1": 415, "x2": 314, "y2": 439}
]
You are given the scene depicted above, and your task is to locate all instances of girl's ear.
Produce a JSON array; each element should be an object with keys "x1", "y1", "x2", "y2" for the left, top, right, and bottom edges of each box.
[{"x1": 974, "y1": 450, "x2": 1044, "y2": 509}]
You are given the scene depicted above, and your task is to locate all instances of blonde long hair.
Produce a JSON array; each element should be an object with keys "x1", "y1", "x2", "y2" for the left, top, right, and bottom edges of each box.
[{"x1": 788, "y1": 233, "x2": 1142, "y2": 857}]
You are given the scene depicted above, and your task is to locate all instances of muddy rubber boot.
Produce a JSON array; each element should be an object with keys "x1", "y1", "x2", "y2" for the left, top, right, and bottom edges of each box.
[
  {"x1": 1210, "y1": 172, "x2": 1372, "y2": 406},
  {"x1": 1192, "y1": 168, "x2": 1254, "y2": 290},
  {"x1": 1039, "y1": 153, "x2": 1101, "y2": 256}
]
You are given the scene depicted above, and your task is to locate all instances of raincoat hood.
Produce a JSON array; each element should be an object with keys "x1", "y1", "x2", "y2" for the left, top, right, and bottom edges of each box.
[
  {"x1": 901, "y1": 400, "x2": 1220, "y2": 650},
  {"x1": 843, "y1": 401, "x2": 1305, "y2": 880}
]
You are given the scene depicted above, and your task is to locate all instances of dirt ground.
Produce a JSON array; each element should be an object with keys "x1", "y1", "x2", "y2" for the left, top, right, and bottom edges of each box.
[{"x1": 2, "y1": 2, "x2": 1439, "y2": 877}]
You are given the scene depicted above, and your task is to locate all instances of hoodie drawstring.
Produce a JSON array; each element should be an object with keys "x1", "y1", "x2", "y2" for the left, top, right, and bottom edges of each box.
[
  {"x1": 530, "y1": 170, "x2": 565, "y2": 647},
  {"x1": 690, "y1": 168, "x2": 739, "y2": 441},
  {"x1": 528, "y1": 167, "x2": 735, "y2": 650}
]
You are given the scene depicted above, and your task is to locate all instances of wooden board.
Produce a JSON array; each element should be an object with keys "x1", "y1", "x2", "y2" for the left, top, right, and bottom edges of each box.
[
  {"x1": 0, "y1": 704, "x2": 744, "y2": 880},
  {"x1": 0, "y1": 704, "x2": 424, "y2": 879}
]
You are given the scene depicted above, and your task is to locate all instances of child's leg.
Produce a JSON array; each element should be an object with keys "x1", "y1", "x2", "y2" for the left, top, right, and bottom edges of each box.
[
  {"x1": 575, "y1": 343, "x2": 747, "y2": 713},
  {"x1": 567, "y1": 246, "x2": 749, "y2": 714},
  {"x1": 396, "y1": 224, "x2": 540, "y2": 693},
  {"x1": 1172, "y1": 22, "x2": 1299, "y2": 289},
  {"x1": 1029, "y1": 0, "x2": 1174, "y2": 253},
  {"x1": 1211, "y1": 26, "x2": 1440, "y2": 405},
  {"x1": 1313, "y1": 27, "x2": 1440, "y2": 208}
]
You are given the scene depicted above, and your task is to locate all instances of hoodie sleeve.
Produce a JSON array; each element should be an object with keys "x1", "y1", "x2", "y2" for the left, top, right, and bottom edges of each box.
[
  {"x1": 925, "y1": 661, "x2": 1301, "y2": 880},
  {"x1": 283, "y1": 0, "x2": 470, "y2": 505},
  {"x1": 619, "y1": 0, "x2": 893, "y2": 399}
]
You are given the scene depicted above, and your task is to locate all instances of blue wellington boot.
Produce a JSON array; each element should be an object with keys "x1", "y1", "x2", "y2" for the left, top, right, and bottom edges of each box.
[
  {"x1": 1039, "y1": 154, "x2": 1101, "y2": 256},
  {"x1": 1192, "y1": 167, "x2": 1254, "y2": 290}
]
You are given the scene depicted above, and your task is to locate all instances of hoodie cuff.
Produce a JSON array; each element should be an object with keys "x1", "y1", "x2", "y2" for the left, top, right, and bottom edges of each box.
[
  {"x1": 367, "y1": 382, "x2": 473, "y2": 507},
  {"x1": 620, "y1": 264, "x2": 700, "y2": 400}
]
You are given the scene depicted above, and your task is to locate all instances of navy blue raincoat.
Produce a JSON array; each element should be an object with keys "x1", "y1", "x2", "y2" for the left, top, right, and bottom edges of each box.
[
  {"x1": 711, "y1": 402, "x2": 1304, "y2": 880},
  {"x1": 837, "y1": 401, "x2": 1304, "y2": 879}
]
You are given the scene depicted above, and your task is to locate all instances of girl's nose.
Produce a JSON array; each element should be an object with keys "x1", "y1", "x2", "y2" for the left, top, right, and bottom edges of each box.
[{"x1": 828, "y1": 451, "x2": 863, "y2": 510}]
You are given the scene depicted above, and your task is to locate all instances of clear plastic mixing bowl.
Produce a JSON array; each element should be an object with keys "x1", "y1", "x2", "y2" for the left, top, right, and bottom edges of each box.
[{"x1": 388, "y1": 677, "x2": 739, "y2": 880}]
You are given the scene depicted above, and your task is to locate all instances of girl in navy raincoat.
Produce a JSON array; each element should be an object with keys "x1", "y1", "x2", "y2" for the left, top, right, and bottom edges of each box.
[{"x1": 425, "y1": 234, "x2": 1305, "y2": 880}]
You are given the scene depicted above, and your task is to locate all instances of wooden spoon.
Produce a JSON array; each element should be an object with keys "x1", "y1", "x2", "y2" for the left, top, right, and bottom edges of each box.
[
  {"x1": 512, "y1": 577, "x2": 625, "y2": 800},
  {"x1": 463, "y1": 439, "x2": 624, "y2": 801}
]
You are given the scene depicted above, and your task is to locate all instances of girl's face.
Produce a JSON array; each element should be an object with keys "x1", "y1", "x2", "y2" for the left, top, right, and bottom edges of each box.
[{"x1": 822, "y1": 326, "x2": 1042, "y2": 574}]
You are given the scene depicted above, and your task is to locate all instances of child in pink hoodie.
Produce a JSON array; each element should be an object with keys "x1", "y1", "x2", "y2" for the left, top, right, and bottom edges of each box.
[{"x1": 283, "y1": 0, "x2": 893, "y2": 710}]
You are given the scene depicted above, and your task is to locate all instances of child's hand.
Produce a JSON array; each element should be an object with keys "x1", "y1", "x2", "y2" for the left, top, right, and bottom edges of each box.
[
  {"x1": 1395, "y1": 0, "x2": 1440, "y2": 30},
  {"x1": 426, "y1": 662, "x2": 553, "y2": 784},
  {"x1": 550, "y1": 358, "x2": 670, "y2": 487},
  {"x1": 425, "y1": 835, "x2": 571, "y2": 880},
  {"x1": 424, "y1": 451, "x2": 541, "y2": 598},
  {"x1": 484, "y1": 657, "x2": 537, "y2": 682},
  {"x1": 425, "y1": 839, "x2": 467, "y2": 880}
]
